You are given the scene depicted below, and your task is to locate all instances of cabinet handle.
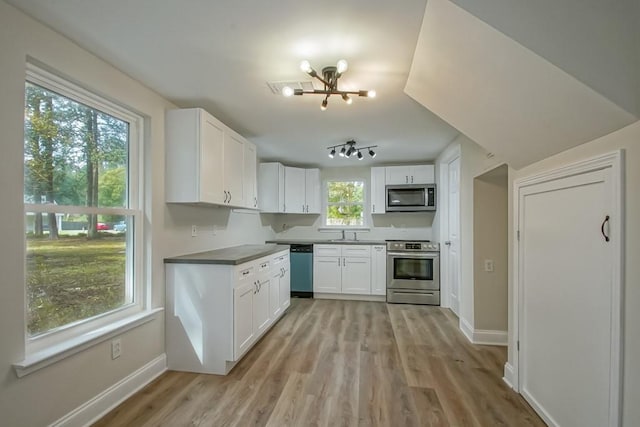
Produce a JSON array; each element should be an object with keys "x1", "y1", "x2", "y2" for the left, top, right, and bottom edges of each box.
[
  {"x1": 411, "y1": 175, "x2": 414, "y2": 183},
  {"x1": 337, "y1": 258, "x2": 340, "y2": 267},
  {"x1": 372, "y1": 204, "x2": 375, "y2": 213},
  {"x1": 405, "y1": 175, "x2": 408, "y2": 184},
  {"x1": 223, "y1": 191, "x2": 228, "y2": 203},
  {"x1": 253, "y1": 281, "x2": 257, "y2": 294},
  {"x1": 254, "y1": 197, "x2": 257, "y2": 208},
  {"x1": 601, "y1": 215, "x2": 610, "y2": 242},
  {"x1": 228, "y1": 191, "x2": 232, "y2": 204}
]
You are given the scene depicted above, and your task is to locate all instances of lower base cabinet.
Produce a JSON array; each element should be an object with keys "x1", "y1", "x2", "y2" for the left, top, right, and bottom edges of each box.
[
  {"x1": 166, "y1": 249, "x2": 290, "y2": 375},
  {"x1": 313, "y1": 245, "x2": 373, "y2": 295}
]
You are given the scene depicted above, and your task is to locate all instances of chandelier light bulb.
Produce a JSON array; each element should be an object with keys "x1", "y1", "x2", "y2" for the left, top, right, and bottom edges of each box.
[
  {"x1": 300, "y1": 60, "x2": 312, "y2": 73},
  {"x1": 369, "y1": 149, "x2": 376, "y2": 158},
  {"x1": 329, "y1": 148, "x2": 336, "y2": 158},
  {"x1": 320, "y1": 98, "x2": 328, "y2": 111},
  {"x1": 336, "y1": 59, "x2": 348, "y2": 74},
  {"x1": 282, "y1": 86, "x2": 294, "y2": 97},
  {"x1": 367, "y1": 90, "x2": 377, "y2": 98}
]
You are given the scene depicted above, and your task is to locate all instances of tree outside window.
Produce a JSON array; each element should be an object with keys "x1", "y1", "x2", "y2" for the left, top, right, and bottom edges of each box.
[{"x1": 326, "y1": 181, "x2": 365, "y2": 227}]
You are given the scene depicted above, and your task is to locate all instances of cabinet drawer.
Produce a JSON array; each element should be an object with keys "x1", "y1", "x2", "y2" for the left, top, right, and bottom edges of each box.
[
  {"x1": 342, "y1": 245, "x2": 371, "y2": 257},
  {"x1": 314, "y1": 245, "x2": 341, "y2": 257},
  {"x1": 257, "y1": 259, "x2": 270, "y2": 273},
  {"x1": 236, "y1": 265, "x2": 255, "y2": 282}
]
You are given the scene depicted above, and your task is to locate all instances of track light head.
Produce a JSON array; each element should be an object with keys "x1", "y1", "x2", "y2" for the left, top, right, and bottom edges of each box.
[
  {"x1": 369, "y1": 149, "x2": 376, "y2": 158},
  {"x1": 320, "y1": 98, "x2": 328, "y2": 111},
  {"x1": 339, "y1": 146, "x2": 346, "y2": 157},
  {"x1": 342, "y1": 93, "x2": 352, "y2": 104},
  {"x1": 357, "y1": 150, "x2": 363, "y2": 160},
  {"x1": 329, "y1": 148, "x2": 336, "y2": 158}
]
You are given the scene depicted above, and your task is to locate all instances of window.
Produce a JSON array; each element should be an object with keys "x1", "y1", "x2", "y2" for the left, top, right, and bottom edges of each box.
[
  {"x1": 23, "y1": 65, "x2": 143, "y2": 346},
  {"x1": 325, "y1": 180, "x2": 365, "y2": 227}
]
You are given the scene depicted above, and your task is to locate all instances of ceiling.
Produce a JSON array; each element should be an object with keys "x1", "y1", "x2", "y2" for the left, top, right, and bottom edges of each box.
[{"x1": 6, "y1": 0, "x2": 460, "y2": 168}]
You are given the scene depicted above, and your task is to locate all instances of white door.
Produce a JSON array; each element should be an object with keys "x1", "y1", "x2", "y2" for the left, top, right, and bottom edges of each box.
[
  {"x1": 284, "y1": 166, "x2": 305, "y2": 213},
  {"x1": 280, "y1": 261, "x2": 291, "y2": 310},
  {"x1": 370, "y1": 167, "x2": 386, "y2": 214},
  {"x1": 223, "y1": 133, "x2": 245, "y2": 206},
  {"x1": 233, "y1": 282, "x2": 254, "y2": 360},
  {"x1": 446, "y1": 156, "x2": 461, "y2": 315},
  {"x1": 342, "y1": 257, "x2": 371, "y2": 294},
  {"x1": 305, "y1": 169, "x2": 321, "y2": 213},
  {"x1": 518, "y1": 167, "x2": 619, "y2": 427},
  {"x1": 313, "y1": 257, "x2": 341, "y2": 293},
  {"x1": 410, "y1": 165, "x2": 435, "y2": 184},
  {"x1": 200, "y1": 115, "x2": 225, "y2": 204},
  {"x1": 385, "y1": 166, "x2": 410, "y2": 185},
  {"x1": 254, "y1": 277, "x2": 271, "y2": 335}
]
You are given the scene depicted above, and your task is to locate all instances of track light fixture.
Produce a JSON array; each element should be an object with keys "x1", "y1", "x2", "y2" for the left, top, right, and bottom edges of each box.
[
  {"x1": 282, "y1": 59, "x2": 376, "y2": 110},
  {"x1": 327, "y1": 140, "x2": 378, "y2": 160}
]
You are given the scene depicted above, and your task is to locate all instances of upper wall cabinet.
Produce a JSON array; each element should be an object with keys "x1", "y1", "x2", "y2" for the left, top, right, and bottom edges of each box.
[
  {"x1": 258, "y1": 162, "x2": 320, "y2": 214},
  {"x1": 385, "y1": 165, "x2": 435, "y2": 185},
  {"x1": 370, "y1": 167, "x2": 386, "y2": 214},
  {"x1": 166, "y1": 108, "x2": 257, "y2": 209}
]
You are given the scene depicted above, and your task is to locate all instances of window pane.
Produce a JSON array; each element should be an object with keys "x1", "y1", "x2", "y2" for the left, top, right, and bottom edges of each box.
[
  {"x1": 326, "y1": 204, "x2": 364, "y2": 226},
  {"x1": 327, "y1": 181, "x2": 364, "y2": 203},
  {"x1": 24, "y1": 82, "x2": 129, "y2": 210},
  {"x1": 25, "y1": 212, "x2": 131, "y2": 336}
]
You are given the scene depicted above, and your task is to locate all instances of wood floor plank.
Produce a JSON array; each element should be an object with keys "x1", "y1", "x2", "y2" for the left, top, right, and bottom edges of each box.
[{"x1": 93, "y1": 299, "x2": 544, "y2": 427}]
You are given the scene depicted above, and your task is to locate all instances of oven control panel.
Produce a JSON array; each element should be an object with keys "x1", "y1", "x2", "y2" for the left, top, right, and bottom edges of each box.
[{"x1": 387, "y1": 241, "x2": 440, "y2": 251}]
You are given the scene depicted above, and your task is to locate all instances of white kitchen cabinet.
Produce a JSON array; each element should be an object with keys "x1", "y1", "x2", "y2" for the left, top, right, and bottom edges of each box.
[
  {"x1": 166, "y1": 108, "x2": 225, "y2": 204},
  {"x1": 313, "y1": 245, "x2": 371, "y2": 295},
  {"x1": 258, "y1": 162, "x2": 285, "y2": 213},
  {"x1": 370, "y1": 167, "x2": 386, "y2": 214},
  {"x1": 385, "y1": 164, "x2": 434, "y2": 185},
  {"x1": 371, "y1": 245, "x2": 387, "y2": 296},
  {"x1": 305, "y1": 168, "x2": 321, "y2": 213},
  {"x1": 271, "y1": 252, "x2": 290, "y2": 316},
  {"x1": 243, "y1": 141, "x2": 258, "y2": 209},
  {"x1": 233, "y1": 279, "x2": 255, "y2": 358},
  {"x1": 284, "y1": 166, "x2": 306, "y2": 213},
  {"x1": 166, "y1": 107, "x2": 250, "y2": 207},
  {"x1": 259, "y1": 162, "x2": 321, "y2": 214},
  {"x1": 165, "y1": 248, "x2": 290, "y2": 375}
]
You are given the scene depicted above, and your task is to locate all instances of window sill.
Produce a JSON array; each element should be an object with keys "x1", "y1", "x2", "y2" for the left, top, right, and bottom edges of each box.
[
  {"x1": 317, "y1": 227, "x2": 371, "y2": 232},
  {"x1": 13, "y1": 307, "x2": 163, "y2": 378}
]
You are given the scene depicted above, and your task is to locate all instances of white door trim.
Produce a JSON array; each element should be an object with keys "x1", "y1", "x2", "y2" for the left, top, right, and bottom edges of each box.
[
  {"x1": 512, "y1": 150, "x2": 624, "y2": 427},
  {"x1": 438, "y1": 144, "x2": 461, "y2": 310}
]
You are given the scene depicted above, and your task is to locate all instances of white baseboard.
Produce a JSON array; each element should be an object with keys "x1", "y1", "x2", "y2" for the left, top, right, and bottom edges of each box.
[
  {"x1": 503, "y1": 362, "x2": 516, "y2": 389},
  {"x1": 52, "y1": 354, "x2": 167, "y2": 427},
  {"x1": 459, "y1": 318, "x2": 507, "y2": 346}
]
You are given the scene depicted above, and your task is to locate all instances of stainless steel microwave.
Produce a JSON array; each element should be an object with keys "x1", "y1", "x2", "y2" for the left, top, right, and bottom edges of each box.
[{"x1": 386, "y1": 184, "x2": 436, "y2": 212}]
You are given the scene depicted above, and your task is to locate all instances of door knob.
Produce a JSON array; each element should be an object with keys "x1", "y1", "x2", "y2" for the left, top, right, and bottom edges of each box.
[{"x1": 444, "y1": 241, "x2": 451, "y2": 246}]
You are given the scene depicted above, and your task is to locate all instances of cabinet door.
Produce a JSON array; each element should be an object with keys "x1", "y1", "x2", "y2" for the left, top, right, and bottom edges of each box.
[
  {"x1": 243, "y1": 141, "x2": 257, "y2": 208},
  {"x1": 371, "y1": 245, "x2": 387, "y2": 295},
  {"x1": 271, "y1": 270, "x2": 281, "y2": 319},
  {"x1": 342, "y1": 256, "x2": 372, "y2": 294},
  {"x1": 200, "y1": 114, "x2": 225, "y2": 204},
  {"x1": 385, "y1": 166, "x2": 411, "y2": 185},
  {"x1": 284, "y1": 166, "x2": 306, "y2": 213},
  {"x1": 254, "y1": 277, "x2": 271, "y2": 335},
  {"x1": 411, "y1": 165, "x2": 435, "y2": 184},
  {"x1": 313, "y1": 256, "x2": 342, "y2": 293},
  {"x1": 305, "y1": 169, "x2": 321, "y2": 213},
  {"x1": 233, "y1": 281, "x2": 254, "y2": 360},
  {"x1": 223, "y1": 132, "x2": 245, "y2": 206},
  {"x1": 371, "y1": 167, "x2": 386, "y2": 214},
  {"x1": 258, "y1": 162, "x2": 285, "y2": 213},
  {"x1": 280, "y1": 260, "x2": 291, "y2": 310}
]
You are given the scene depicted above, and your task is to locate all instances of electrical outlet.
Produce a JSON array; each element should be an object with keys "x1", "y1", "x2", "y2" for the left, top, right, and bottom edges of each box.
[
  {"x1": 484, "y1": 259, "x2": 494, "y2": 272},
  {"x1": 191, "y1": 225, "x2": 197, "y2": 237},
  {"x1": 111, "y1": 338, "x2": 122, "y2": 360}
]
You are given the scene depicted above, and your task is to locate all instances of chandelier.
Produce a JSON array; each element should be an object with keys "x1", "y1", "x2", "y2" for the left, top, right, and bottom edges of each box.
[
  {"x1": 328, "y1": 140, "x2": 377, "y2": 160},
  {"x1": 282, "y1": 60, "x2": 376, "y2": 110}
]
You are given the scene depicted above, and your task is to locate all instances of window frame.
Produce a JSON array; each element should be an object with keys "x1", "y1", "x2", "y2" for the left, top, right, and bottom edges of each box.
[
  {"x1": 322, "y1": 179, "x2": 368, "y2": 229},
  {"x1": 23, "y1": 64, "x2": 146, "y2": 355}
]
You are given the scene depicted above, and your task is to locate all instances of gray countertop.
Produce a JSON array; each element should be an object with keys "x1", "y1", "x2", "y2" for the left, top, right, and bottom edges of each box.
[
  {"x1": 164, "y1": 244, "x2": 290, "y2": 265},
  {"x1": 266, "y1": 239, "x2": 387, "y2": 246}
]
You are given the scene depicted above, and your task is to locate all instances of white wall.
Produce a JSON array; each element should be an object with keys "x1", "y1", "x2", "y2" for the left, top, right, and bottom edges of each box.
[
  {"x1": 509, "y1": 120, "x2": 640, "y2": 427},
  {"x1": 473, "y1": 165, "x2": 508, "y2": 331},
  {"x1": 0, "y1": 3, "x2": 275, "y2": 425},
  {"x1": 436, "y1": 134, "x2": 503, "y2": 331},
  {"x1": 271, "y1": 166, "x2": 434, "y2": 241}
]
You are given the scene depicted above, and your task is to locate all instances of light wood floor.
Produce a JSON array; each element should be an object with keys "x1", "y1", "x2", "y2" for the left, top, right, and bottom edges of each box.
[{"x1": 94, "y1": 299, "x2": 544, "y2": 426}]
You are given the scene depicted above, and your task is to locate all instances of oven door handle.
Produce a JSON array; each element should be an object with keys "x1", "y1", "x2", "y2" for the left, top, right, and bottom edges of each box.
[{"x1": 387, "y1": 252, "x2": 438, "y2": 258}]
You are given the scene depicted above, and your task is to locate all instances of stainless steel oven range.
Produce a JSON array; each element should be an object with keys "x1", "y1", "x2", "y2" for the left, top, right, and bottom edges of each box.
[{"x1": 386, "y1": 240, "x2": 440, "y2": 305}]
